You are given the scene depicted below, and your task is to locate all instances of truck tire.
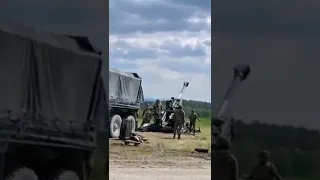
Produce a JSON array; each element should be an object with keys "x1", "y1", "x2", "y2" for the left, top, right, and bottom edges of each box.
[
  {"x1": 5, "y1": 167, "x2": 38, "y2": 180},
  {"x1": 53, "y1": 171, "x2": 79, "y2": 180},
  {"x1": 125, "y1": 115, "x2": 136, "y2": 133},
  {"x1": 110, "y1": 115, "x2": 122, "y2": 138}
]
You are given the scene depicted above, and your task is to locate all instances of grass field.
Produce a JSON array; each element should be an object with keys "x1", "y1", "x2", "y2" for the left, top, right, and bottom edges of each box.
[
  {"x1": 109, "y1": 117, "x2": 211, "y2": 166},
  {"x1": 136, "y1": 117, "x2": 211, "y2": 151},
  {"x1": 121, "y1": 117, "x2": 210, "y2": 153},
  {"x1": 109, "y1": 117, "x2": 211, "y2": 179},
  {"x1": 108, "y1": 117, "x2": 313, "y2": 180}
]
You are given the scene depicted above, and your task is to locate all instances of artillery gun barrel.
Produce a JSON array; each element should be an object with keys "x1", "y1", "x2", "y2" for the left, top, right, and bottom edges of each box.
[
  {"x1": 161, "y1": 82, "x2": 189, "y2": 126},
  {"x1": 173, "y1": 82, "x2": 189, "y2": 107},
  {"x1": 214, "y1": 64, "x2": 251, "y2": 140}
]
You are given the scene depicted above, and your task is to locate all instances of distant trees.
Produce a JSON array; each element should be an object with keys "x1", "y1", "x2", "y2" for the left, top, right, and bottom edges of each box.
[
  {"x1": 139, "y1": 99, "x2": 211, "y2": 118},
  {"x1": 232, "y1": 120, "x2": 320, "y2": 179},
  {"x1": 139, "y1": 99, "x2": 320, "y2": 178}
]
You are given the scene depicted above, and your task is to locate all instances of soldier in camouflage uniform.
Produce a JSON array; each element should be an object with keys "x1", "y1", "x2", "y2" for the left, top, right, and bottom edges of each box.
[
  {"x1": 141, "y1": 104, "x2": 152, "y2": 127},
  {"x1": 212, "y1": 136, "x2": 239, "y2": 180},
  {"x1": 172, "y1": 104, "x2": 185, "y2": 139},
  {"x1": 144, "y1": 103, "x2": 151, "y2": 113},
  {"x1": 153, "y1": 99, "x2": 163, "y2": 125},
  {"x1": 170, "y1": 97, "x2": 175, "y2": 107},
  {"x1": 243, "y1": 150, "x2": 282, "y2": 180},
  {"x1": 188, "y1": 109, "x2": 200, "y2": 135}
]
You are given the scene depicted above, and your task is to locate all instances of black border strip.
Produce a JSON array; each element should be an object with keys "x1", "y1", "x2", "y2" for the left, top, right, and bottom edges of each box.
[
  {"x1": 211, "y1": 1, "x2": 214, "y2": 177},
  {"x1": 91, "y1": 0, "x2": 109, "y2": 179}
]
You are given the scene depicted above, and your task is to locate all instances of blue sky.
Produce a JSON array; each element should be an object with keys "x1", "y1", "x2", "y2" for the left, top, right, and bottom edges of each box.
[{"x1": 109, "y1": 0, "x2": 211, "y2": 102}]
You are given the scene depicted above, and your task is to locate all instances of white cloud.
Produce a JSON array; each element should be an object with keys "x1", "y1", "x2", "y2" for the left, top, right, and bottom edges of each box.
[{"x1": 109, "y1": 0, "x2": 211, "y2": 102}]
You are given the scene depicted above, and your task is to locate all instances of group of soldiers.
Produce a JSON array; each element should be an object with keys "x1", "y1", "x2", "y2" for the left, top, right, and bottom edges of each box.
[
  {"x1": 140, "y1": 99, "x2": 201, "y2": 139},
  {"x1": 172, "y1": 105, "x2": 201, "y2": 139},
  {"x1": 212, "y1": 136, "x2": 283, "y2": 180},
  {"x1": 140, "y1": 99, "x2": 162, "y2": 127}
]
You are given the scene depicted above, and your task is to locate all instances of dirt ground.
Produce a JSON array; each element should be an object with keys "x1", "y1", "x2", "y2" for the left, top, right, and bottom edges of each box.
[
  {"x1": 109, "y1": 167, "x2": 211, "y2": 180},
  {"x1": 109, "y1": 132, "x2": 211, "y2": 180}
]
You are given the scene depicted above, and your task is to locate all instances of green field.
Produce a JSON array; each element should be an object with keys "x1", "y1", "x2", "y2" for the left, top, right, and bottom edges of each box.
[
  {"x1": 92, "y1": 116, "x2": 211, "y2": 179},
  {"x1": 115, "y1": 117, "x2": 212, "y2": 155},
  {"x1": 137, "y1": 116, "x2": 211, "y2": 129},
  {"x1": 137, "y1": 117, "x2": 211, "y2": 148}
]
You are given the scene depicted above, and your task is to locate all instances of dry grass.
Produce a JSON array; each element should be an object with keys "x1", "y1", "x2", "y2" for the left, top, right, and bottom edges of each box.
[
  {"x1": 91, "y1": 118, "x2": 211, "y2": 179},
  {"x1": 109, "y1": 118, "x2": 211, "y2": 168}
]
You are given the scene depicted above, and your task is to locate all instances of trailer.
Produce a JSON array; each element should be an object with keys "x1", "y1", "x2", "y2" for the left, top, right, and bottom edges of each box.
[{"x1": 107, "y1": 68, "x2": 144, "y2": 138}]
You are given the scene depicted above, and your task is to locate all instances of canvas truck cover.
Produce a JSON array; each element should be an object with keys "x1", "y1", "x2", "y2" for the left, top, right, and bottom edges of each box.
[
  {"x1": 108, "y1": 68, "x2": 144, "y2": 108},
  {"x1": 0, "y1": 20, "x2": 105, "y2": 148}
]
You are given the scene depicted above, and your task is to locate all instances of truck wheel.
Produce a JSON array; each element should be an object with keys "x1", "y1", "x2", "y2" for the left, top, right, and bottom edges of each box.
[
  {"x1": 53, "y1": 171, "x2": 79, "y2": 180},
  {"x1": 125, "y1": 115, "x2": 136, "y2": 133},
  {"x1": 110, "y1": 115, "x2": 122, "y2": 138},
  {"x1": 5, "y1": 167, "x2": 38, "y2": 180}
]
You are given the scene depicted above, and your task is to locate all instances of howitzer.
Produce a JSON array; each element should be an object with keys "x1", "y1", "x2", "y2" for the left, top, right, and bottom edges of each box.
[
  {"x1": 212, "y1": 64, "x2": 251, "y2": 145},
  {"x1": 161, "y1": 81, "x2": 189, "y2": 126},
  {"x1": 138, "y1": 82, "x2": 189, "y2": 132}
]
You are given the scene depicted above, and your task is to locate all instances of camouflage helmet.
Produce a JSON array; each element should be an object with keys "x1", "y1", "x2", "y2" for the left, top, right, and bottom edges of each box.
[
  {"x1": 258, "y1": 149, "x2": 270, "y2": 158},
  {"x1": 191, "y1": 109, "x2": 195, "y2": 113},
  {"x1": 156, "y1": 99, "x2": 160, "y2": 103},
  {"x1": 176, "y1": 104, "x2": 183, "y2": 109},
  {"x1": 214, "y1": 136, "x2": 231, "y2": 150}
]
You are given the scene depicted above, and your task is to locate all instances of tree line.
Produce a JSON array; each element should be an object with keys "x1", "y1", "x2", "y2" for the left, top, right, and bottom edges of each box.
[
  {"x1": 138, "y1": 99, "x2": 211, "y2": 118},
  {"x1": 137, "y1": 99, "x2": 320, "y2": 178},
  {"x1": 232, "y1": 120, "x2": 320, "y2": 179}
]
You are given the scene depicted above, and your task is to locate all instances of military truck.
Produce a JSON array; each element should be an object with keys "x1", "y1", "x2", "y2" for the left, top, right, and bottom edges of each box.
[
  {"x1": 108, "y1": 69, "x2": 144, "y2": 138},
  {"x1": 0, "y1": 20, "x2": 107, "y2": 180}
]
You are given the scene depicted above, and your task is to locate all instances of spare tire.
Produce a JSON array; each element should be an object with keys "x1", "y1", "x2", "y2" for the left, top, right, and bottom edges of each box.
[
  {"x1": 110, "y1": 115, "x2": 122, "y2": 138},
  {"x1": 53, "y1": 170, "x2": 79, "y2": 180},
  {"x1": 125, "y1": 115, "x2": 136, "y2": 133},
  {"x1": 5, "y1": 167, "x2": 38, "y2": 180}
]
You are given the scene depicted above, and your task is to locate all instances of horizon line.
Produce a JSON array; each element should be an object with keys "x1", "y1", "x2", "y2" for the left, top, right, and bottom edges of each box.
[{"x1": 144, "y1": 97, "x2": 211, "y2": 103}]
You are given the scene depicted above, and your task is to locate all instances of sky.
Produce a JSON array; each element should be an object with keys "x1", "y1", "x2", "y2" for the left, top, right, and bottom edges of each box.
[
  {"x1": 0, "y1": 0, "x2": 108, "y2": 65},
  {"x1": 213, "y1": 0, "x2": 320, "y2": 129},
  {"x1": 2, "y1": 0, "x2": 320, "y2": 129},
  {"x1": 109, "y1": 0, "x2": 211, "y2": 102}
]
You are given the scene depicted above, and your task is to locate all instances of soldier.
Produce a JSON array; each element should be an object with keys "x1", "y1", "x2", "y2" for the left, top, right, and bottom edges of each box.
[
  {"x1": 212, "y1": 136, "x2": 239, "y2": 180},
  {"x1": 153, "y1": 99, "x2": 163, "y2": 125},
  {"x1": 188, "y1": 109, "x2": 200, "y2": 135},
  {"x1": 172, "y1": 104, "x2": 185, "y2": 139},
  {"x1": 170, "y1": 97, "x2": 175, "y2": 107},
  {"x1": 140, "y1": 104, "x2": 152, "y2": 127},
  {"x1": 142, "y1": 103, "x2": 151, "y2": 116},
  {"x1": 243, "y1": 150, "x2": 283, "y2": 180},
  {"x1": 165, "y1": 97, "x2": 175, "y2": 124}
]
